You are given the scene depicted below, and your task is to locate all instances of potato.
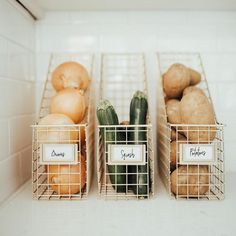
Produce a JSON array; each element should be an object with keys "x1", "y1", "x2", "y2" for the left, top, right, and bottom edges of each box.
[
  {"x1": 164, "y1": 95, "x2": 169, "y2": 104},
  {"x1": 189, "y1": 68, "x2": 201, "y2": 85},
  {"x1": 163, "y1": 64, "x2": 191, "y2": 98},
  {"x1": 182, "y1": 86, "x2": 205, "y2": 97},
  {"x1": 170, "y1": 139, "x2": 187, "y2": 170},
  {"x1": 171, "y1": 128, "x2": 186, "y2": 141},
  {"x1": 166, "y1": 99, "x2": 181, "y2": 124},
  {"x1": 171, "y1": 165, "x2": 209, "y2": 196},
  {"x1": 180, "y1": 91, "x2": 216, "y2": 142}
]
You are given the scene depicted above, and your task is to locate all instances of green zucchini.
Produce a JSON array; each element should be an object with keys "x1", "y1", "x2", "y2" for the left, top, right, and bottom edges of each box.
[
  {"x1": 128, "y1": 91, "x2": 149, "y2": 197},
  {"x1": 97, "y1": 99, "x2": 126, "y2": 193}
]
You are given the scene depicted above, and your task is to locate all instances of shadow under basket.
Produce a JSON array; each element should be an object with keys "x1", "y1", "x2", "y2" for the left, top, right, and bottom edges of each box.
[
  {"x1": 157, "y1": 52, "x2": 225, "y2": 200},
  {"x1": 97, "y1": 53, "x2": 154, "y2": 200},
  {"x1": 32, "y1": 53, "x2": 94, "y2": 200}
]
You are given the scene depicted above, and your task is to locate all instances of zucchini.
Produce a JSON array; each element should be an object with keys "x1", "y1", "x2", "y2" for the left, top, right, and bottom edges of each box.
[
  {"x1": 97, "y1": 99, "x2": 126, "y2": 193},
  {"x1": 128, "y1": 91, "x2": 148, "y2": 197}
]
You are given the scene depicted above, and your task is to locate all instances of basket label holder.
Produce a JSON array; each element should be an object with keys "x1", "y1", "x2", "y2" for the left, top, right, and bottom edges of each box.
[
  {"x1": 40, "y1": 144, "x2": 78, "y2": 164},
  {"x1": 180, "y1": 144, "x2": 216, "y2": 164},
  {"x1": 108, "y1": 144, "x2": 146, "y2": 165}
]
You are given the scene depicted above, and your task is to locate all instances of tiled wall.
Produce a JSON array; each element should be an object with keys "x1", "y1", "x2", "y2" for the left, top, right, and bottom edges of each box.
[
  {"x1": 36, "y1": 11, "x2": 236, "y2": 172},
  {"x1": 0, "y1": 0, "x2": 35, "y2": 204}
]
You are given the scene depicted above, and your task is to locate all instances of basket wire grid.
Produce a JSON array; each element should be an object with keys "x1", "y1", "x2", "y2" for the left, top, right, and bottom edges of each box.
[
  {"x1": 32, "y1": 53, "x2": 95, "y2": 200},
  {"x1": 157, "y1": 52, "x2": 225, "y2": 200},
  {"x1": 97, "y1": 53, "x2": 154, "y2": 200}
]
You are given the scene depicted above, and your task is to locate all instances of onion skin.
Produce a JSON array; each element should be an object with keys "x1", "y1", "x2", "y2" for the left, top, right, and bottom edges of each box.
[
  {"x1": 50, "y1": 88, "x2": 86, "y2": 124},
  {"x1": 51, "y1": 61, "x2": 90, "y2": 91},
  {"x1": 48, "y1": 154, "x2": 86, "y2": 195},
  {"x1": 38, "y1": 114, "x2": 78, "y2": 144}
]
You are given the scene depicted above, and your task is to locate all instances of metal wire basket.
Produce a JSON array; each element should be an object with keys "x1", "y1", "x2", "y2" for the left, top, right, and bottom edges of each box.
[
  {"x1": 97, "y1": 53, "x2": 154, "y2": 200},
  {"x1": 157, "y1": 52, "x2": 225, "y2": 200},
  {"x1": 32, "y1": 53, "x2": 94, "y2": 200}
]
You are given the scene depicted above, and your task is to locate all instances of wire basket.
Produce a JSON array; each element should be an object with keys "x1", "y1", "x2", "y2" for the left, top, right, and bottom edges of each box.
[
  {"x1": 97, "y1": 53, "x2": 154, "y2": 200},
  {"x1": 32, "y1": 53, "x2": 94, "y2": 200},
  {"x1": 157, "y1": 53, "x2": 225, "y2": 200}
]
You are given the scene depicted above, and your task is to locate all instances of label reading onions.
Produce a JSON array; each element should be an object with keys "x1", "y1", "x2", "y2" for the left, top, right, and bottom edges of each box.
[{"x1": 40, "y1": 144, "x2": 78, "y2": 164}]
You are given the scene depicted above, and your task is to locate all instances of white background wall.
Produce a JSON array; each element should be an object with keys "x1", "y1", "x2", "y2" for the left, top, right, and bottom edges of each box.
[
  {"x1": 0, "y1": 0, "x2": 35, "y2": 204},
  {"x1": 36, "y1": 11, "x2": 236, "y2": 172}
]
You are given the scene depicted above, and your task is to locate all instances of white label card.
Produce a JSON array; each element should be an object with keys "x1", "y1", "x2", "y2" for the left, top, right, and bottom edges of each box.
[
  {"x1": 40, "y1": 144, "x2": 78, "y2": 164},
  {"x1": 180, "y1": 144, "x2": 215, "y2": 164},
  {"x1": 108, "y1": 144, "x2": 146, "y2": 165}
]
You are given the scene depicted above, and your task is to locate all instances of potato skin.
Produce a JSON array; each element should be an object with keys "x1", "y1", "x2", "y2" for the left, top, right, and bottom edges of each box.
[
  {"x1": 163, "y1": 64, "x2": 191, "y2": 98},
  {"x1": 170, "y1": 139, "x2": 187, "y2": 170},
  {"x1": 166, "y1": 99, "x2": 181, "y2": 124},
  {"x1": 189, "y1": 68, "x2": 201, "y2": 85},
  {"x1": 171, "y1": 165, "x2": 209, "y2": 196},
  {"x1": 180, "y1": 91, "x2": 216, "y2": 142},
  {"x1": 183, "y1": 86, "x2": 205, "y2": 97}
]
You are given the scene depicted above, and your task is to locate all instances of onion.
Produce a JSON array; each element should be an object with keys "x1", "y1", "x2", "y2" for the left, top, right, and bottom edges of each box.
[
  {"x1": 48, "y1": 154, "x2": 86, "y2": 195},
  {"x1": 38, "y1": 114, "x2": 78, "y2": 143},
  {"x1": 51, "y1": 61, "x2": 90, "y2": 91},
  {"x1": 50, "y1": 88, "x2": 86, "y2": 124}
]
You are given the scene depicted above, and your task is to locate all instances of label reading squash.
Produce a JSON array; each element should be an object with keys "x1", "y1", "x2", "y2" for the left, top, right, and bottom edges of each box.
[
  {"x1": 40, "y1": 144, "x2": 78, "y2": 164},
  {"x1": 180, "y1": 144, "x2": 215, "y2": 164},
  {"x1": 108, "y1": 144, "x2": 146, "y2": 165}
]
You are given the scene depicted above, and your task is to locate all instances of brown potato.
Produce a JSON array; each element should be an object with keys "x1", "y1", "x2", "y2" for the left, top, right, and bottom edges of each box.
[
  {"x1": 183, "y1": 86, "x2": 205, "y2": 97},
  {"x1": 189, "y1": 68, "x2": 201, "y2": 85},
  {"x1": 180, "y1": 91, "x2": 216, "y2": 142},
  {"x1": 171, "y1": 165, "x2": 209, "y2": 196},
  {"x1": 163, "y1": 64, "x2": 191, "y2": 98},
  {"x1": 164, "y1": 95, "x2": 169, "y2": 104},
  {"x1": 171, "y1": 128, "x2": 186, "y2": 141},
  {"x1": 170, "y1": 139, "x2": 187, "y2": 169},
  {"x1": 166, "y1": 99, "x2": 181, "y2": 124}
]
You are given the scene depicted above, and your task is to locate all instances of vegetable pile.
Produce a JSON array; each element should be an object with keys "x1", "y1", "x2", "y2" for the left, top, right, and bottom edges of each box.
[
  {"x1": 163, "y1": 63, "x2": 214, "y2": 196},
  {"x1": 39, "y1": 61, "x2": 90, "y2": 195},
  {"x1": 97, "y1": 91, "x2": 150, "y2": 197}
]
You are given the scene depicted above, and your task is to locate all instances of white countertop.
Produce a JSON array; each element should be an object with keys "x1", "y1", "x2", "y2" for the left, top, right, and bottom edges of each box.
[{"x1": 0, "y1": 173, "x2": 235, "y2": 236}]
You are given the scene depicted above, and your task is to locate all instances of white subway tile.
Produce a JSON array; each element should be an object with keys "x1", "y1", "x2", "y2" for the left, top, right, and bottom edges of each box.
[
  {"x1": 35, "y1": 82, "x2": 45, "y2": 114},
  {"x1": 217, "y1": 82, "x2": 236, "y2": 112},
  {"x1": 0, "y1": 154, "x2": 22, "y2": 204},
  {"x1": 8, "y1": 42, "x2": 29, "y2": 81},
  {"x1": 29, "y1": 52, "x2": 36, "y2": 81},
  {"x1": 225, "y1": 142, "x2": 236, "y2": 172},
  {"x1": 9, "y1": 115, "x2": 35, "y2": 155},
  {"x1": 100, "y1": 34, "x2": 158, "y2": 52},
  {"x1": 0, "y1": 119, "x2": 9, "y2": 161},
  {"x1": 69, "y1": 11, "x2": 128, "y2": 24},
  {"x1": 0, "y1": 79, "x2": 35, "y2": 118},
  {"x1": 36, "y1": 53, "x2": 51, "y2": 82},
  {"x1": 38, "y1": 11, "x2": 70, "y2": 25},
  {"x1": 0, "y1": 0, "x2": 35, "y2": 51},
  {"x1": 0, "y1": 37, "x2": 8, "y2": 77}
]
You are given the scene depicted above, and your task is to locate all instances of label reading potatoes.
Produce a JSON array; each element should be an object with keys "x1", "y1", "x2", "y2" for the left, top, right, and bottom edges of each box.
[
  {"x1": 180, "y1": 144, "x2": 215, "y2": 164},
  {"x1": 108, "y1": 144, "x2": 146, "y2": 165},
  {"x1": 40, "y1": 144, "x2": 78, "y2": 164}
]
